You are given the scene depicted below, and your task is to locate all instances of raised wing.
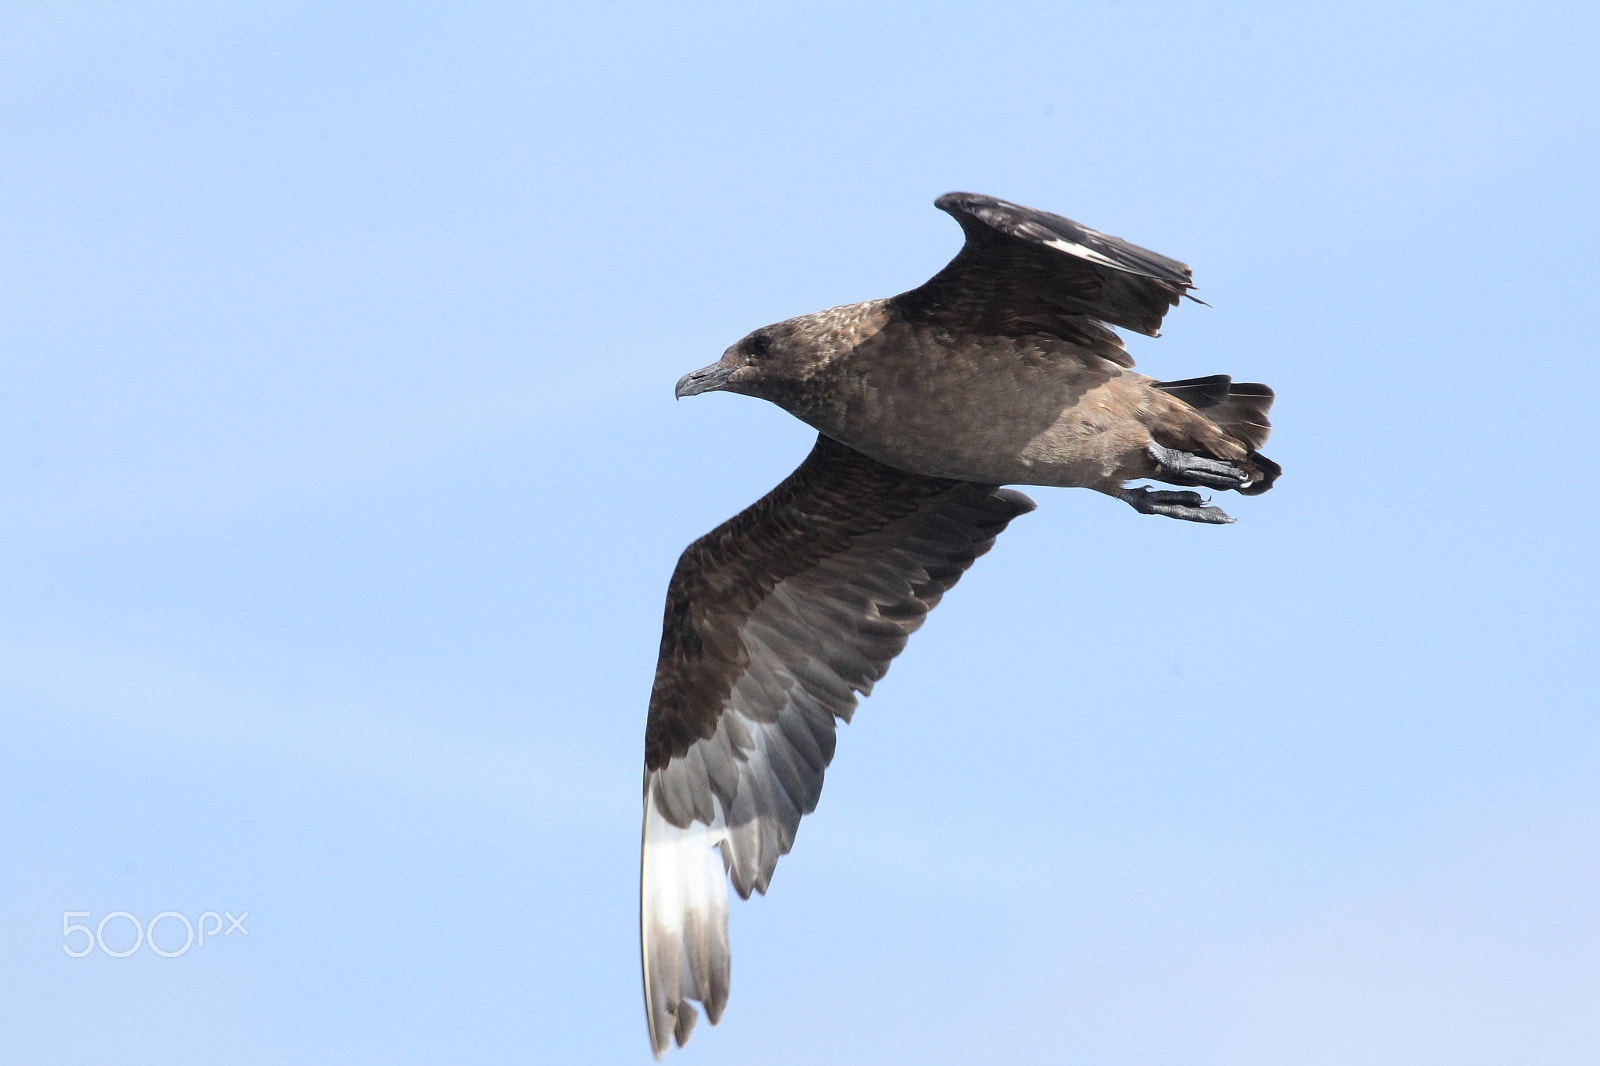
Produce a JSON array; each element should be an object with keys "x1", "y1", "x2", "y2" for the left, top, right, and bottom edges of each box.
[
  {"x1": 641, "y1": 433, "x2": 1035, "y2": 1057},
  {"x1": 893, "y1": 192, "x2": 1197, "y2": 367}
]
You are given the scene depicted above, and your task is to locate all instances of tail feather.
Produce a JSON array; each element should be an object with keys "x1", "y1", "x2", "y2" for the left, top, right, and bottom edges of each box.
[
  {"x1": 1207, "y1": 382, "x2": 1274, "y2": 452},
  {"x1": 1152, "y1": 373, "x2": 1232, "y2": 409},
  {"x1": 1156, "y1": 375, "x2": 1278, "y2": 491},
  {"x1": 641, "y1": 773, "x2": 731, "y2": 1059},
  {"x1": 1156, "y1": 375, "x2": 1274, "y2": 451}
]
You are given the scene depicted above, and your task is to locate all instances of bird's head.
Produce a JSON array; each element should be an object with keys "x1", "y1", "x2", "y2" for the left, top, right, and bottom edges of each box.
[
  {"x1": 674, "y1": 302, "x2": 887, "y2": 406},
  {"x1": 673, "y1": 321, "x2": 808, "y2": 402}
]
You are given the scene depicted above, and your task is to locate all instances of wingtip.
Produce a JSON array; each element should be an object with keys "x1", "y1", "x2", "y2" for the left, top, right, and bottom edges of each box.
[
  {"x1": 641, "y1": 774, "x2": 731, "y2": 1059},
  {"x1": 674, "y1": 1002, "x2": 699, "y2": 1047},
  {"x1": 994, "y1": 487, "x2": 1039, "y2": 516}
]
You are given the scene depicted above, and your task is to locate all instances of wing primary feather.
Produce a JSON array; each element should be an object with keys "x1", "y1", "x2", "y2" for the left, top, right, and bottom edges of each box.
[
  {"x1": 895, "y1": 192, "x2": 1195, "y2": 342},
  {"x1": 641, "y1": 773, "x2": 730, "y2": 1059}
]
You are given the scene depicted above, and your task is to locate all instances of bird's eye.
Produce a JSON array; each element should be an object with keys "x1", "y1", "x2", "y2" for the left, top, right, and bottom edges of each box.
[{"x1": 747, "y1": 334, "x2": 771, "y2": 359}]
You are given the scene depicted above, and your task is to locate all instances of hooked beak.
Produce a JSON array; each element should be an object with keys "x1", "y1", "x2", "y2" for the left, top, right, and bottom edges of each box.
[{"x1": 674, "y1": 361, "x2": 735, "y2": 399}]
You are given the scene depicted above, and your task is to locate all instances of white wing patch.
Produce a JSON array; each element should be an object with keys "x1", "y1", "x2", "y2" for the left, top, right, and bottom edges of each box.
[
  {"x1": 641, "y1": 774, "x2": 731, "y2": 1059},
  {"x1": 1042, "y1": 236, "x2": 1131, "y2": 271}
]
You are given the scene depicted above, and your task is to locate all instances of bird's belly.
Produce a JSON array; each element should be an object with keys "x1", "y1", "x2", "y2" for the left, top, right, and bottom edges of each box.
[
  {"x1": 836, "y1": 421, "x2": 1151, "y2": 489},
  {"x1": 794, "y1": 329, "x2": 1168, "y2": 489},
  {"x1": 816, "y1": 384, "x2": 1157, "y2": 490}
]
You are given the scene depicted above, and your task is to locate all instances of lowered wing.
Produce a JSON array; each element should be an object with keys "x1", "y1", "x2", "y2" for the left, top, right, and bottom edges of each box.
[{"x1": 641, "y1": 433, "x2": 1034, "y2": 1056}]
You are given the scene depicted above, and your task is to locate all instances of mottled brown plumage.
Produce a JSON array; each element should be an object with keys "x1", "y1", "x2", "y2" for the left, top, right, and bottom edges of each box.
[
  {"x1": 642, "y1": 193, "x2": 1280, "y2": 1058},
  {"x1": 644, "y1": 434, "x2": 1030, "y2": 775}
]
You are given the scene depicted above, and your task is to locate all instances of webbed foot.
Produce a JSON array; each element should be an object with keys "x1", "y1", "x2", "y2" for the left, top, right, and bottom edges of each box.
[
  {"x1": 1110, "y1": 486, "x2": 1235, "y2": 525},
  {"x1": 1146, "y1": 442, "x2": 1255, "y2": 491}
]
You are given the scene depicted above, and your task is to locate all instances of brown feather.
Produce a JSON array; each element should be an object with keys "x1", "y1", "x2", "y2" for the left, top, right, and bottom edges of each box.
[{"x1": 644, "y1": 433, "x2": 1032, "y2": 773}]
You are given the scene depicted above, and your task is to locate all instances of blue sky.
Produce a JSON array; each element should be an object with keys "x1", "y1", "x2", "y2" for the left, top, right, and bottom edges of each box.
[{"x1": 3, "y1": 3, "x2": 1597, "y2": 1063}]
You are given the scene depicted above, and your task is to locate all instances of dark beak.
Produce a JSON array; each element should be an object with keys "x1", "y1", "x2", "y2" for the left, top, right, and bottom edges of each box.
[{"x1": 674, "y1": 361, "x2": 734, "y2": 399}]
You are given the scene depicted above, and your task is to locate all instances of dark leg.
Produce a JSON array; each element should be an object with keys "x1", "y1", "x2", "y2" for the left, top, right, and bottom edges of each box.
[
  {"x1": 1108, "y1": 485, "x2": 1235, "y2": 524},
  {"x1": 1146, "y1": 441, "x2": 1254, "y2": 491}
]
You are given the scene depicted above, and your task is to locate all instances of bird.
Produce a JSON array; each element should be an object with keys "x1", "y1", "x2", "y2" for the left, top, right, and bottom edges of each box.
[{"x1": 640, "y1": 192, "x2": 1278, "y2": 1057}]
